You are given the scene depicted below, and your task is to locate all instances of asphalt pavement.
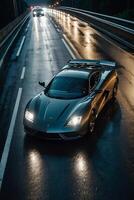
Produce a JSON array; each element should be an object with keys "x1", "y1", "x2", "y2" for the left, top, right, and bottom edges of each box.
[{"x1": 0, "y1": 11, "x2": 134, "y2": 200}]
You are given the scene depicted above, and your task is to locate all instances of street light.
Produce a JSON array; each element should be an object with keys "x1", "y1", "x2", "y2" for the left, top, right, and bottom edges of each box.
[{"x1": 12, "y1": 0, "x2": 18, "y2": 17}]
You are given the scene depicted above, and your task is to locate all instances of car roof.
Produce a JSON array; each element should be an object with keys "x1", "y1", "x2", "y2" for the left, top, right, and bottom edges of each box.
[{"x1": 56, "y1": 69, "x2": 90, "y2": 79}]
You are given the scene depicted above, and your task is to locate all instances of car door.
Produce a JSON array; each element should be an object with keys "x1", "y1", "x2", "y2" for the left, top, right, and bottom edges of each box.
[{"x1": 89, "y1": 71, "x2": 108, "y2": 116}]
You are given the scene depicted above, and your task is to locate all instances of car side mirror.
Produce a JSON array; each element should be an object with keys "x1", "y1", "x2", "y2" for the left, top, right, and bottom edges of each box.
[
  {"x1": 95, "y1": 89, "x2": 102, "y2": 93},
  {"x1": 90, "y1": 89, "x2": 102, "y2": 97},
  {"x1": 39, "y1": 81, "x2": 45, "y2": 88}
]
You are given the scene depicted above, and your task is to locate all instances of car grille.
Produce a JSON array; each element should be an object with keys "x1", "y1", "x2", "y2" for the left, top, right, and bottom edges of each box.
[{"x1": 24, "y1": 127, "x2": 61, "y2": 140}]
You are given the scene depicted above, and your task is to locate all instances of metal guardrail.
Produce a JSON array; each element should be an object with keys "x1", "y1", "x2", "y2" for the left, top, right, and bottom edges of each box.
[
  {"x1": 0, "y1": 11, "x2": 29, "y2": 45},
  {"x1": 60, "y1": 7, "x2": 134, "y2": 29},
  {"x1": 50, "y1": 7, "x2": 134, "y2": 77},
  {"x1": 0, "y1": 11, "x2": 30, "y2": 72},
  {"x1": 58, "y1": 7, "x2": 134, "y2": 52}
]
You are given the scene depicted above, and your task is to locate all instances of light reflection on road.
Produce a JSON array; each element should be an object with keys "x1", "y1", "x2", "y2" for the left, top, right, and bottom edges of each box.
[
  {"x1": 75, "y1": 153, "x2": 89, "y2": 176},
  {"x1": 26, "y1": 149, "x2": 44, "y2": 199},
  {"x1": 50, "y1": 10, "x2": 104, "y2": 59},
  {"x1": 33, "y1": 17, "x2": 39, "y2": 41}
]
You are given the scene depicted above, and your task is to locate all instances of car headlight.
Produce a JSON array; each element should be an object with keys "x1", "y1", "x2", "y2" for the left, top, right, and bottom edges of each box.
[
  {"x1": 67, "y1": 116, "x2": 82, "y2": 127},
  {"x1": 33, "y1": 12, "x2": 36, "y2": 14},
  {"x1": 25, "y1": 111, "x2": 34, "y2": 122},
  {"x1": 41, "y1": 11, "x2": 44, "y2": 14}
]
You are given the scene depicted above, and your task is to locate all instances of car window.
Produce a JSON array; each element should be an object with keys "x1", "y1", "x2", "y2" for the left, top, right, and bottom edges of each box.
[
  {"x1": 45, "y1": 76, "x2": 89, "y2": 99},
  {"x1": 33, "y1": 9, "x2": 43, "y2": 12},
  {"x1": 89, "y1": 71, "x2": 100, "y2": 90}
]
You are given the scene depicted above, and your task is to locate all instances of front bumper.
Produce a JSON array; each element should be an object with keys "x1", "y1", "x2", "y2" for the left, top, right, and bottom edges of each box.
[
  {"x1": 24, "y1": 126, "x2": 86, "y2": 140},
  {"x1": 34, "y1": 14, "x2": 44, "y2": 17}
]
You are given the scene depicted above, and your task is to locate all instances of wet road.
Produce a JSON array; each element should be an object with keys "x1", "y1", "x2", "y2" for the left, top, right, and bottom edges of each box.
[{"x1": 0, "y1": 10, "x2": 134, "y2": 200}]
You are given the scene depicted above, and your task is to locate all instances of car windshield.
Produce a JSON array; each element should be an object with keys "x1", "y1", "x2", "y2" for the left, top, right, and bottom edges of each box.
[
  {"x1": 45, "y1": 76, "x2": 89, "y2": 99},
  {"x1": 33, "y1": 9, "x2": 43, "y2": 12}
]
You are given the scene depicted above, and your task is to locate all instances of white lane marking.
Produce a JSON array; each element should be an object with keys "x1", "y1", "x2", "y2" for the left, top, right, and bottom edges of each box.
[
  {"x1": 20, "y1": 67, "x2": 26, "y2": 80},
  {"x1": 27, "y1": 23, "x2": 30, "y2": 28},
  {"x1": 56, "y1": 28, "x2": 60, "y2": 32},
  {"x1": 62, "y1": 38, "x2": 76, "y2": 59},
  {"x1": 25, "y1": 28, "x2": 28, "y2": 32},
  {"x1": 63, "y1": 34, "x2": 82, "y2": 58},
  {"x1": 16, "y1": 36, "x2": 26, "y2": 57},
  {"x1": 0, "y1": 88, "x2": 22, "y2": 190}
]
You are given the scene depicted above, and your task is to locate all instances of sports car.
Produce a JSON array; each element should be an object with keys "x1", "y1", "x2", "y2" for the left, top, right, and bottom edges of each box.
[
  {"x1": 23, "y1": 59, "x2": 119, "y2": 140},
  {"x1": 32, "y1": 8, "x2": 44, "y2": 17}
]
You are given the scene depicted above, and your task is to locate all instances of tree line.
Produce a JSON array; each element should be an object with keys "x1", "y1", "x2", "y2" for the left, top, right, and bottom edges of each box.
[{"x1": 0, "y1": 0, "x2": 28, "y2": 29}]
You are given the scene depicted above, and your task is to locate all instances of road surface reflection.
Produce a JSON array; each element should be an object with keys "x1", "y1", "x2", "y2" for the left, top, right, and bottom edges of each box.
[
  {"x1": 24, "y1": 101, "x2": 126, "y2": 199},
  {"x1": 50, "y1": 10, "x2": 105, "y2": 59}
]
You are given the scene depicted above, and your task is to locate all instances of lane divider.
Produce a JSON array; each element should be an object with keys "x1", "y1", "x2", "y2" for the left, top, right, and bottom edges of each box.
[
  {"x1": 62, "y1": 38, "x2": 76, "y2": 59},
  {"x1": 54, "y1": 24, "x2": 58, "y2": 29},
  {"x1": 25, "y1": 22, "x2": 30, "y2": 32},
  {"x1": 62, "y1": 34, "x2": 81, "y2": 59},
  {"x1": 20, "y1": 67, "x2": 26, "y2": 80},
  {"x1": 0, "y1": 88, "x2": 22, "y2": 190},
  {"x1": 27, "y1": 23, "x2": 30, "y2": 28},
  {"x1": 16, "y1": 36, "x2": 26, "y2": 57},
  {"x1": 48, "y1": 14, "x2": 80, "y2": 59},
  {"x1": 56, "y1": 28, "x2": 60, "y2": 33}
]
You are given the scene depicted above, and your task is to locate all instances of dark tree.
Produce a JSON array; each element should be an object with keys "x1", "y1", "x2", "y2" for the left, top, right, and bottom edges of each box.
[
  {"x1": 0, "y1": 0, "x2": 14, "y2": 29},
  {"x1": 0, "y1": 0, "x2": 28, "y2": 29}
]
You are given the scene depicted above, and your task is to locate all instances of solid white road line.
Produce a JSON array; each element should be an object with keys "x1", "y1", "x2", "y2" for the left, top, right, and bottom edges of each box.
[
  {"x1": 56, "y1": 28, "x2": 60, "y2": 32},
  {"x1": 16, "y1": 36, "x2": 26, "y2": 57},
  {"x1": 20, "y1": 67, "x2": 26, "y2": 80},
  {"x1": 0, "y1": 88, "x2": 22, "y2": 190},
  {"x1": 62, "y1": 38, "x2": 76, "y2": 59},
  {"x1": 62, "y1": 34, "x2": 82, "y2": 59}
]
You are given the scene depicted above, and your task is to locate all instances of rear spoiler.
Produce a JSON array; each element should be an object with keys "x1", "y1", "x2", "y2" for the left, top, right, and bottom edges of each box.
[
  {"x1": 62, "y1": 59, "x2": 117, "y2": 70},
  {"x1": 68, "y1": 59, "x2": 116, "y2": 67}
]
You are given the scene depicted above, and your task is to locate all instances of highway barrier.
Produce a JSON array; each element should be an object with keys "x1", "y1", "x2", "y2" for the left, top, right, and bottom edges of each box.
[
  {"x1": 50, "y1": 7, "x2": 134, "y2": 75},
  {"x1": 60, "y1": 7, "x2": 134, "y2": 29},
  {"x1": 0, "y1": 11, "x2": 30, "y2": 76},
  {"x1": 58, "y1": 7, "x2": 134, "y2": 52}
]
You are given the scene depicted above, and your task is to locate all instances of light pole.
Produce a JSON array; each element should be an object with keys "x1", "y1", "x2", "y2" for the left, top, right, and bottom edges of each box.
[{"x1": 12, "y1": 0, "x2": 18, "y2": 17}]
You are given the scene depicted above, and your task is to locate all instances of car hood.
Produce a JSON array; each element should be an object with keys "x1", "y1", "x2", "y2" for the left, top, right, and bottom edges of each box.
[{"x1": 26, "y1": 92, "x2": 90, "y2": 128}]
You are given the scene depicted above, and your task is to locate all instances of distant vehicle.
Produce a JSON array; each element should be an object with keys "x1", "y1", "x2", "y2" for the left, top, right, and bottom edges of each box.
[
  {"x1": 32, "y1": 8, "x2": 44, "y2": 17},
  {"x1": 23, "y1": 59, "x2": 119, "y2": 140}
]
